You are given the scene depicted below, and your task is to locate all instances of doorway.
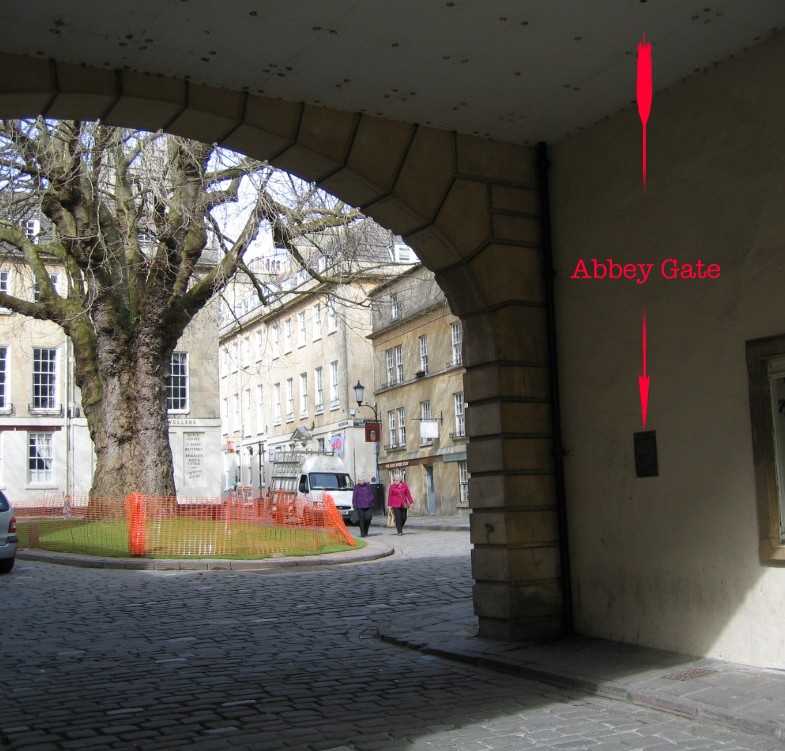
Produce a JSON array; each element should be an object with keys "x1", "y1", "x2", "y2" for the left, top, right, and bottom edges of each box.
[{"x1": 424, "y1": 464, "x2": 436, "y2": 516}]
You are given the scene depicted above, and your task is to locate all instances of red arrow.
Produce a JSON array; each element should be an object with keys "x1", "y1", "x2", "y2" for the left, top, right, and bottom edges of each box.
[
  {"x1": 637, "y1": 33, "x2": 652, "y2": 189},
  {"x1": 638, "y1": 310, "x2": 651, "y2": 428}
]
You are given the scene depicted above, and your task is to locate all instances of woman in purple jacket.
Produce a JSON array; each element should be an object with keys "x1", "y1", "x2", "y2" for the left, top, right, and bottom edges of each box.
[
  {"x1": 387, "y1": 475, "x2": 414, "y2": 535},
  {"x1": 351, "y1": 477, "x2": 375, "y2": 537}
]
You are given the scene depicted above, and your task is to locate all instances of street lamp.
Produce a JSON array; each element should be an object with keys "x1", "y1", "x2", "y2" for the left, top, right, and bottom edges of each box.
[
  {"x1": 353, "y1": 381, "x2": 378, "y2": 421},
  {"x1": 354, "y1": 380, "x2": 381, "y2": 484}
]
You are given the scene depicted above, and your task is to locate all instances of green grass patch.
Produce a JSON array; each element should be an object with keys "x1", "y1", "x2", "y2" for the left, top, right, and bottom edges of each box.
[{"x1": 17, "y1": 518, "x2": 363, "y2": 559}]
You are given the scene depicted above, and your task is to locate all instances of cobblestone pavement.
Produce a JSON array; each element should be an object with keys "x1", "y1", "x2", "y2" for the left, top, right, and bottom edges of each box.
[{"x1": 2, "y1": 529, "x2": 782, "y2": 751}]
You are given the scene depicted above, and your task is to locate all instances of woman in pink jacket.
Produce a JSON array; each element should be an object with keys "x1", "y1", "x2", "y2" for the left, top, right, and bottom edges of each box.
[{"x1": 387, "y1": 475, "x2": 414, "y2": 535}]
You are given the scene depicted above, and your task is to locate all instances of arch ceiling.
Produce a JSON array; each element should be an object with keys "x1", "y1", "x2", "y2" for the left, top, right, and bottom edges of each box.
[{"x1": 1, "y1": 1, "x2": 784, "y2": 145}]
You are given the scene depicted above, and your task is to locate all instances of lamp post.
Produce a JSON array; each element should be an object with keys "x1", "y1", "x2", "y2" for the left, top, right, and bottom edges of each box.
[{"x1": 353, "y1": 380, "x2": 381, "y2": 483}]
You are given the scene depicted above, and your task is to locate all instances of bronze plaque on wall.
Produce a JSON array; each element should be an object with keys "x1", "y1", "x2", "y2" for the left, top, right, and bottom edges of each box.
[{"x1": 634, "y1": 430, "x2": 659, "y2": 477}]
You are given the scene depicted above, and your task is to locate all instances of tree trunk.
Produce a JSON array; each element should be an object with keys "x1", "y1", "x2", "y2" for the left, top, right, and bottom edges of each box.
[
  {"x1": 88, "y1": 371, "x2": 175, "y2": 500},
  {"x1": 75, "y1": 327, "x2": 177, "y2": 506}
]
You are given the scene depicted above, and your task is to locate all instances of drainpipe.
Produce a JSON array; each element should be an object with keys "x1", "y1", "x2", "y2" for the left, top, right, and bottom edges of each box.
[
  {"x1": 537, "y1": 141, "x2": 573, "y2": 633},
  {"x1": 65, "y1": 333, "x2": 74, "y2": 500}
]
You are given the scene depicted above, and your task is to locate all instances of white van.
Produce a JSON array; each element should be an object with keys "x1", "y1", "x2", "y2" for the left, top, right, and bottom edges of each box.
[{"x1": 296, "y1": 454, "x2": 354, "y2": 523}]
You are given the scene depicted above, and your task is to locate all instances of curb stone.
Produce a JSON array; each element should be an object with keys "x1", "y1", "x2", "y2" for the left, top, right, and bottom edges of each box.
[{"x1": 17, "y1": 536, "x2": 394, "y2": 570}]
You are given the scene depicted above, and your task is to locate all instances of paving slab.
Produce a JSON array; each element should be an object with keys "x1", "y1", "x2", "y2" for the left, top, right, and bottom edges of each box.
[{"x1": 378, "y1": 599, "x2": 785, "y2": 742}]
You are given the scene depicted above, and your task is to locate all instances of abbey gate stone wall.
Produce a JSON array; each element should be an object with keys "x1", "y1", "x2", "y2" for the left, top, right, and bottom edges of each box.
[{"x1": 0, "y1": 52, "x2": 566, "y2": 640}]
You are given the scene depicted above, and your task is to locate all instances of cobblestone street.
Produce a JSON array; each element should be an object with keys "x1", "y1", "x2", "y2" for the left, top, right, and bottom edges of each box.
[{"x1": 2, "y1": 529, "x2": 781, "y2": 750}]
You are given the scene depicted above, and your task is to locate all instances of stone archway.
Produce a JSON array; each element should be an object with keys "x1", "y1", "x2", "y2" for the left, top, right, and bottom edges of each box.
[{"x1": 0, "y1": 52, "x2": 566, "y2": 640}]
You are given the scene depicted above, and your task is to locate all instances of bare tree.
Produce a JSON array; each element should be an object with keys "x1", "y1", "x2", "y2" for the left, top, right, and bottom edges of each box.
[{"x1": 0, "y1": 118, "x2": 362, "y2": 501}]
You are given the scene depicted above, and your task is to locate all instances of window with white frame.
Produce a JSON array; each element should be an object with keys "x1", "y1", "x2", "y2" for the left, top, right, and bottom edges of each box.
[
  {"x1": 0, "y1": 269, "x2": 10, "y2": 313},
  {"x1": 0, "y1": 346, "x2": 8, "y2": 410},
  {"x1": 32, "y1": 347, "x2": 57, "y2": 411},
  {"x1": 297, "y1": 311, "x2": 306, "y2": 347},
  {"x1": 387, "y1": 409, "x2": 398, "y2": 447},
  {"x1": 397, "y1": 407, "x2": 406, "y2": 448},
  {"x1": 33, "y1": 272, "x2": 59, "y2": 302},
  {"x1": 451, "y1": 322, "x2": 463, "y2": 366},
  {"x1": 167, "y1": 352, "x2": 189, "y2": 412},
  {"x1": 242, "y1": 337, "x2": 251, "y2": 367},
  {"x1": 418, "y1": 335, "x2": 429, "y2": 375},
  {"x1": 232, "y1": 341, "x2": 239, "y2": 371},
  {"x1": 454, "y1": 392, "x2": 466, "y2": 438},
  {"x1": 243, "y1": 389, "x2": 252, "y2": 436},
  {"x1": 256, "y1": 384, "x2": 265, "y2": 435},
  {"x1": 327, "y1": 297, "x2": 338, "y2": 333},
  {"x1": 313, "y1": 303, "x2": 322, "y2": 340},
  {"x1": 386, "y1": 348, "x2": 395, "y2": 386},
  {"x1": 23, "y1": 218, "x2": 40, "y2": 244},
  {"x1": 283, "y1": 319, "x2": 293, "y2": 353},
  {"x1": 391, "y1": 292, "x2": 401, "y2": 320},
  {"x1": 256, "y1": 330, "x2": 264, "y2": 361},
  {"x1": 315, "y1": 367, "x2": 324, "y2": 412},
  {"x1": 272, "y1": 325, "x2": 280, "y2": 358},
  {"x1": 329, "y1": 361, "x2": 339, "y2": 408},
  {"x1": 28, "y1": 431, "x2": 53, "y2": 484},
  {"x1": 273, "y1": 383, "x2": 282, "y2": 424},
  {"x1": 286, "y1": 378, "x2": 294, "y2": 421},
  {"x1": 384, "y1": 347, "x2": 402, "y2": 386},
  {"x1": 233, "y1": 393, "x2": 240, "y2": 432},
  {"x1": 220, "y1": 346, "x2": 229, "y2": 378},
  {"x1": 300, "y1": 373, "x2": 308, "y2": 416},
  {"x1": 394, "y1": 243, "x2": 413, "y2": 263},
  {"x1": 222, "y1": 397, "x2": 229, "y2": 427},
  {"x1": 458, "y1": 460, "x2": 469, "y2": 505}
]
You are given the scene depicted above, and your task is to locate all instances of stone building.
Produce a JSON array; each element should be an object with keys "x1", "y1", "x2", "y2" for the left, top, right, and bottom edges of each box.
[
  {"x1": 218, "y1": 222, "x2": 414, "y2": 489},
  {"x1": 0, "y1": 216, "x2": 222, "y2": 501},
  {"x1": 8, "y1": 4, "x2": 785, "y2": 669},
  {"x1": 368, "y1": 265, "x2": 468, "y2": 515}
]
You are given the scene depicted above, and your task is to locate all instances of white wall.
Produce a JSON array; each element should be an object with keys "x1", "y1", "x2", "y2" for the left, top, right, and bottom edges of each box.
[{"x1": 551, "y1": 31, "x2": 785, "y2": 667}]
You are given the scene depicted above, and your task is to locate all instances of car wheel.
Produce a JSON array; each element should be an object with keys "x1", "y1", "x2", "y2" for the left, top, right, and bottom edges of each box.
[{"x1": 0, "y1": 557, "x2": 15, "y2": 574}]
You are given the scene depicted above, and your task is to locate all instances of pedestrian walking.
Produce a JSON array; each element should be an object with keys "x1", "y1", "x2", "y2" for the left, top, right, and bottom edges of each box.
[
  {"x1": 351, "y1": 476, "x2": 374, "y2": 537},
  {"x1": 387, "y1": 474, "x2": 414, "y2": 535}
]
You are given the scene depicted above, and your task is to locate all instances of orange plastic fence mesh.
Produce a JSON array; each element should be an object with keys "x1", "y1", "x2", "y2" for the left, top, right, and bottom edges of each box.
[{"x1": 14, "y1": 490, "x2": 356, "y2": 557}]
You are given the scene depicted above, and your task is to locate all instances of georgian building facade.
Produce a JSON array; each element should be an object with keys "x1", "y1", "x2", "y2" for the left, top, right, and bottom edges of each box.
[
  {"x1": 0, "y1": 222, "x2": 222, "y2": 502},
  {"x1": 369, "y1": 265, "x2": 468, "y2": 515},
  {"x1": 218, "y1": 223, "x2": 415, "y2": 490}
]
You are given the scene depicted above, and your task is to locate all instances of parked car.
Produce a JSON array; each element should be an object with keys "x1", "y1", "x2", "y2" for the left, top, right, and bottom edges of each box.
[{"x1": 0, "y1": 490, "x2": 18, "y2": 574}]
